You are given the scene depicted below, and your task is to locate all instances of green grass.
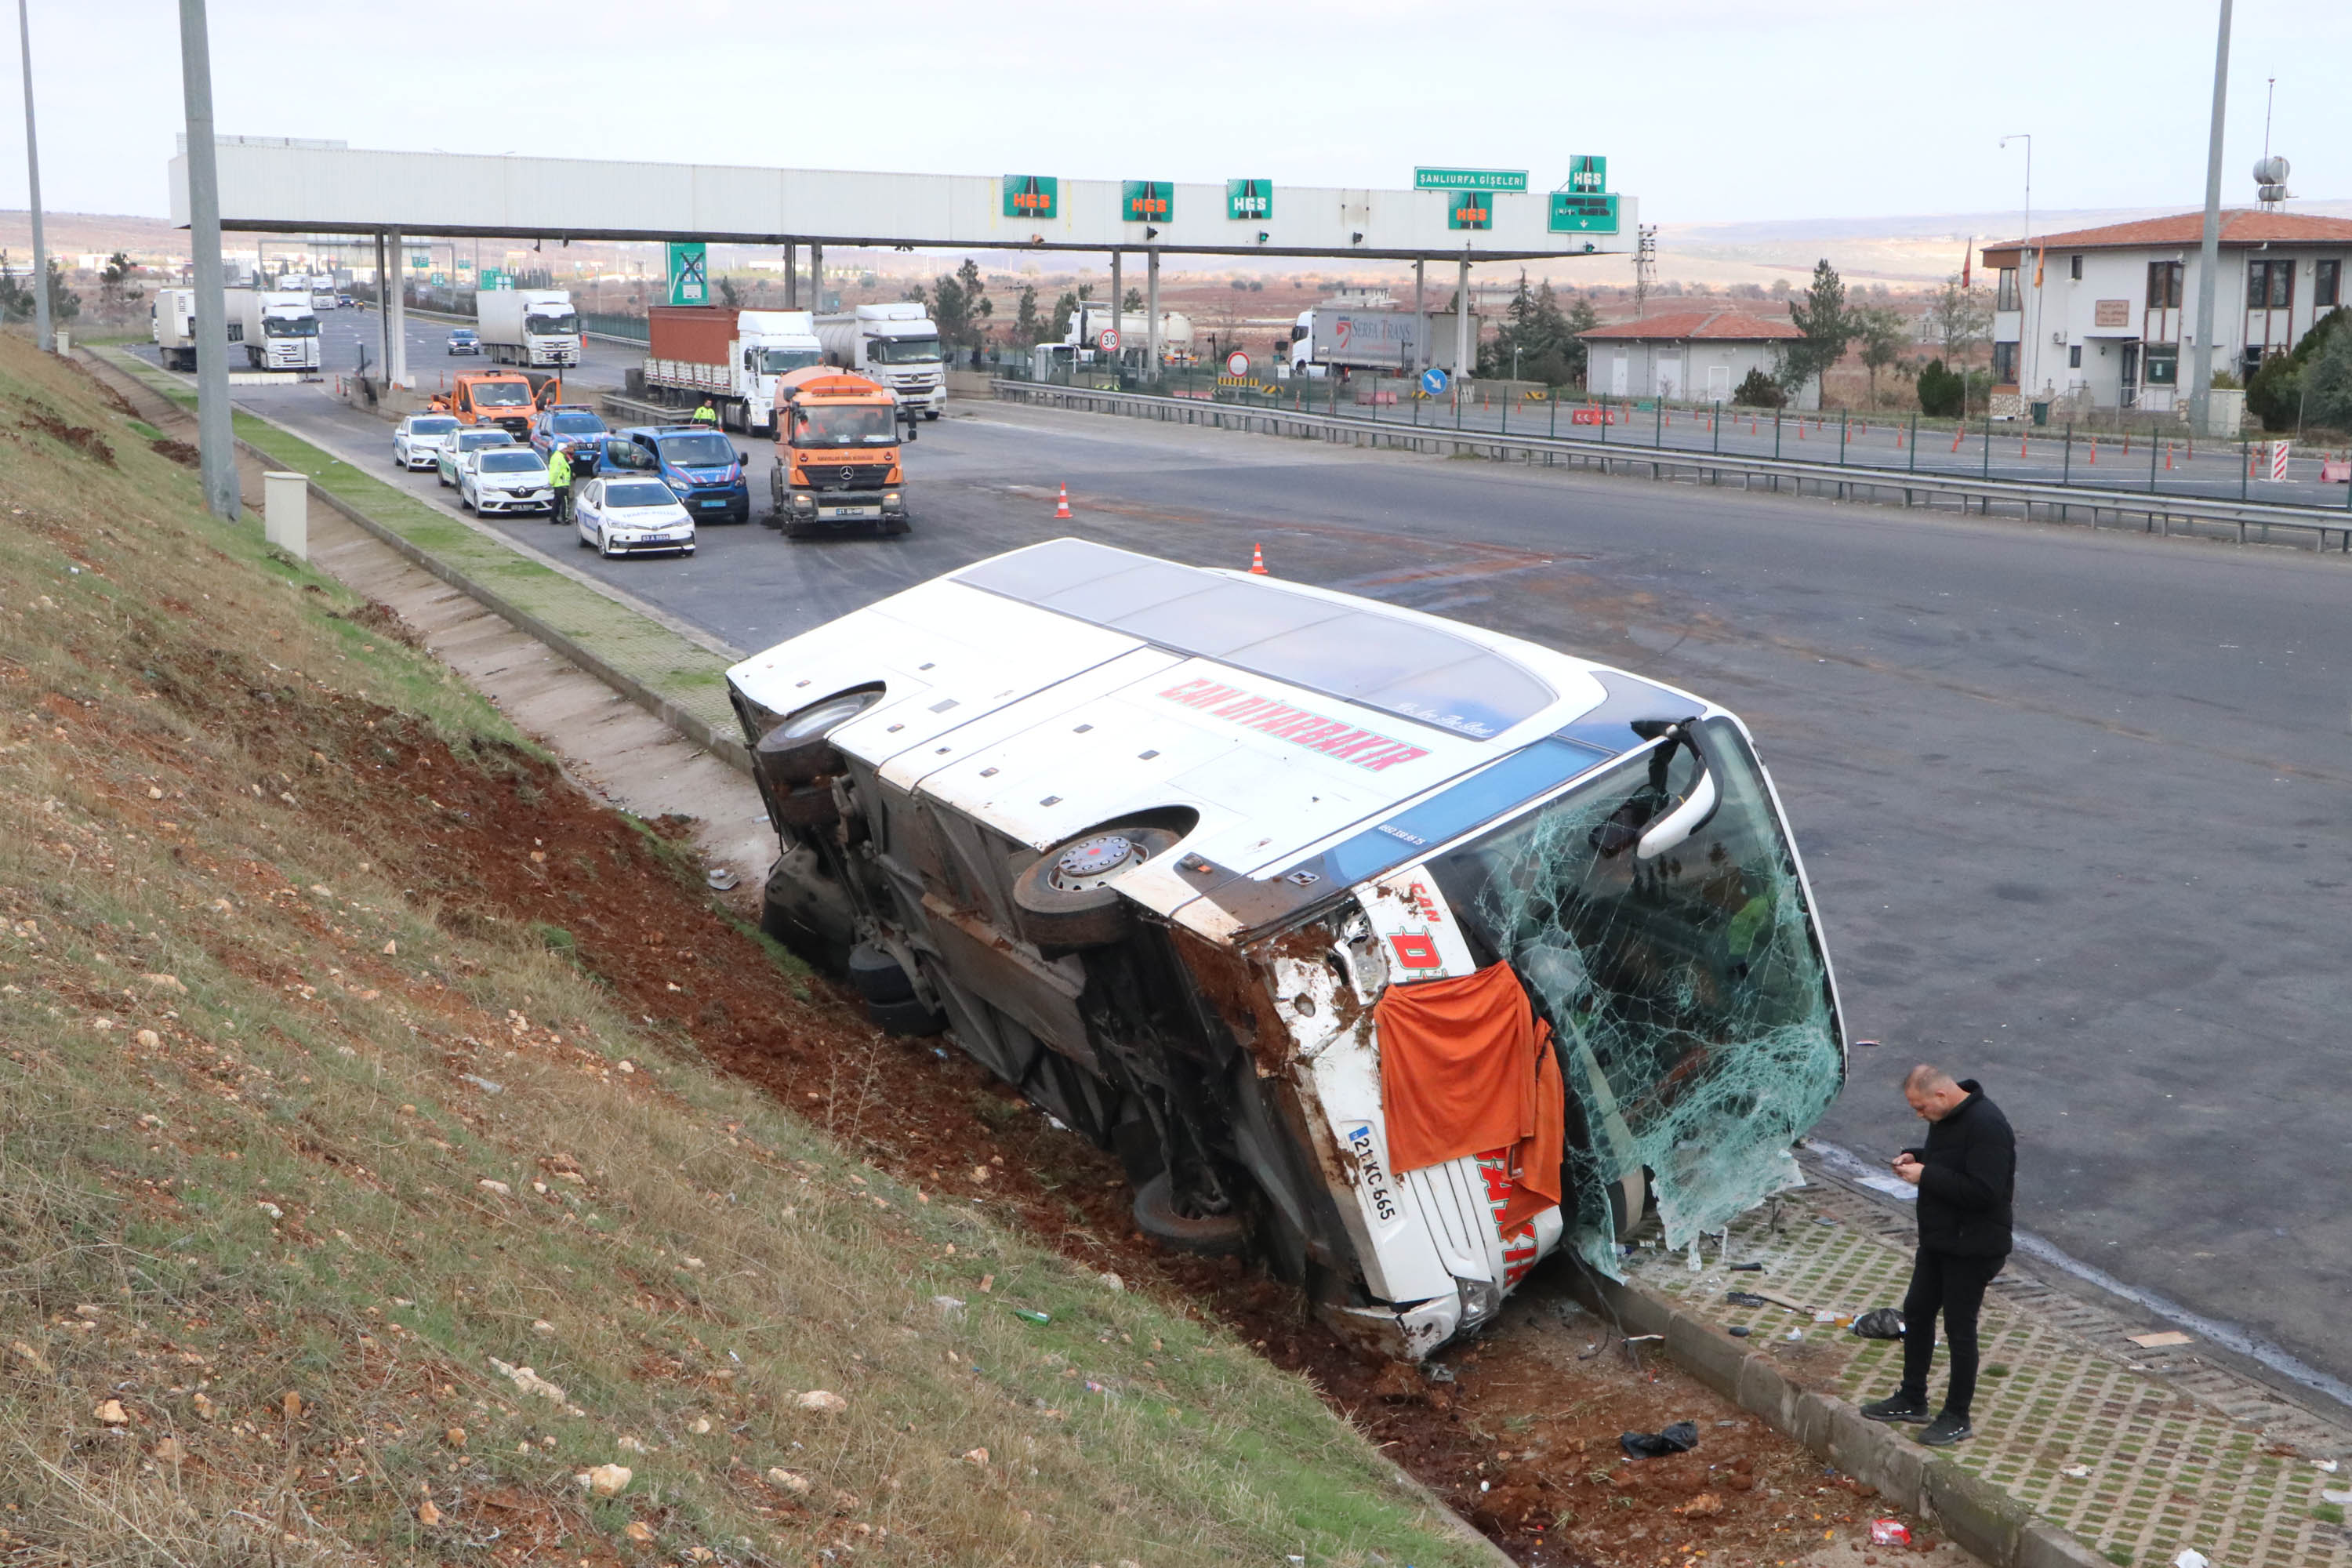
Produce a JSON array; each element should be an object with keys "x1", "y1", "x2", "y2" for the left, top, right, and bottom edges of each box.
[
  {"x1": 2316, "y1": 1503, "x2": 2347, "y2": 1526},
  {"x1": 0, "y1": 342, "x2": 1496, "y2": 1565}
]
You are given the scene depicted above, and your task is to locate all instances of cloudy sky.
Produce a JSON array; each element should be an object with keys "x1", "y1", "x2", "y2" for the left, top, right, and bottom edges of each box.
[{"x1": 9, "y1": 0, "x2": 2350, "y2": 227}]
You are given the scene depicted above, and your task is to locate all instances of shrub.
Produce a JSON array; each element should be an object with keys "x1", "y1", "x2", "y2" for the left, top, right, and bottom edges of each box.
[
  {"x1": 1916, "y1": 358, "x2": 1965, "y2": 419},
  {"x1": 2248, "y1": 307, "x2": 2350, "y2": 430},
  {"x1": 1732, "y1": 367, "x2": 1785, "y2": 408}
]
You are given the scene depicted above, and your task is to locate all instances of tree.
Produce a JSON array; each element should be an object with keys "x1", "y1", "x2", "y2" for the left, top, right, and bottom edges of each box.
[
  {"x1": 1922, "y1": 271, "x2": 1993, "y2": 369},
  {"x1": 1853, "y1": 306, "x2": 1909, "y2": 408},
  {"x1": 1780, "y1": 258, "x2": 1852, "y2": 398},
  {"x1": 924, "y1": 258, "x2": 995, "y2": 351},
  {"x1": 1050, "y1": 289, "x2": 1079, "y2": 343},
  {"x1": 716, "y1": 274, "x2": 741, "y2": 309},
  {"x1": 955, "y1": 258, "x2": 993, "y2": 346},
  {"x1": 1123, "y1": 286, "x2": 1143, "y2": 312},
  {"x1": 0, "y1": 253, "x2": 78, "y2": 325},
  {"x1": 1478, "y1": 273, "x2": 1592, "y2": 386},
  {"x1": 1012, "y1": 285, "x2": 1043, "y2": 348},
  {"x1": 99, "y1": 252, "x2": 143, "y2": 314},
  {"x1": 2247, "y1": 307, "x2": 2350, "y2": 430},
  {"x1": 2301, "y1": 320, "x2": 2352, "y2": 430}
]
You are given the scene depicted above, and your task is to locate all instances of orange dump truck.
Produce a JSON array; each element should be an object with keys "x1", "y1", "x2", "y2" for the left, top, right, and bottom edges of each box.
[{"x1": 768, "y1": 368, "x2": 912, "y2": 539}]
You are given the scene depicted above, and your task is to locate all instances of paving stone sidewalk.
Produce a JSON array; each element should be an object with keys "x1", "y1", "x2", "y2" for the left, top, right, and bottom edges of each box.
[{"x1": 1623, "y1": 1165, "x2": 2352, "y2": 1568}]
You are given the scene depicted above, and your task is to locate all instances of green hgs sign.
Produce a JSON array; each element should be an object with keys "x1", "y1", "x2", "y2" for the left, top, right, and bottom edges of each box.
[
  {"x1": 1566, "y1": 155, "x2": 1606, "y2": 194},
  {"x1": 1226, "y1": 179, "x2": 1272, "y2": 220},
  {"x1": 1548, "y1": 193, "x2": 1621, "y2": 234},
  {"x1": 666, "y1": 241, "x2": 708, "y2": 306},
  {"x1": 1417, "y1": 167, "x2": 1527, "y2": 192},
  {"x1": 1447, "y1": 190, "x2": 1495, "y2": 230},
  {"x1": 1003, "y1": 175, "x2": 1058, "y2": 220},
  {"x1": 1121, "y1": 180, "x2": 1173, "y2": 223}
]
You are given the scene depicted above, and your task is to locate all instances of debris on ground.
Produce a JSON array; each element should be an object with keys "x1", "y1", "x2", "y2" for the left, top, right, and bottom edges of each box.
[
  {"x1": 1852, "y1": 1308, "x2": 1907, "y2": 1340},
  {"x1": 1871, "y1": 1519, "x2": 1914, "y2": 1547},
  {"x1": 1620, "y1": 1420, "x2": 1700, "y2": 1458}
]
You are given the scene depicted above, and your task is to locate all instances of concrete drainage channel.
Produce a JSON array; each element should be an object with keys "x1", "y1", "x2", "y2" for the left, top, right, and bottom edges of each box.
[{"x1": 93, "y1": 347, "x2": 2151, "y2": 1568}]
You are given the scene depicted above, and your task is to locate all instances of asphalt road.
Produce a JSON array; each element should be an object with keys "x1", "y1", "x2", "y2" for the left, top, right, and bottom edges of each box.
[{"x1": 165, "y1": 359, "x2": 2352, "y2": 1392}]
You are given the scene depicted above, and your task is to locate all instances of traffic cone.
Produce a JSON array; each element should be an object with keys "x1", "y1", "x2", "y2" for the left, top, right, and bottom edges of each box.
[
  {"x1": 1249, "y1": 543, "x2": 1267, "y2": 575},
  {"x1": 1054, "y1": 484, "x2": 1072, "y2": 520},
  {"x1": 2087, "y1": 439, "x2": 2096, "y2": 465},
  {"x1": 1950, "y1": 426, "x2": 1964, "y2": 453},
  {"x1": 2020, "y1": 434, "x2": 2028, "y2": 458},
  {"x1": 2166, "y1": 443, "x2": 2174, "y2": 471}
]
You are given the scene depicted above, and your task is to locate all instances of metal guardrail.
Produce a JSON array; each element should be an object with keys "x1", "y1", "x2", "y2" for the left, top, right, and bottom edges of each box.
[{"x1": 994, "y1": 379, "x2": 2352, "y2": 555}]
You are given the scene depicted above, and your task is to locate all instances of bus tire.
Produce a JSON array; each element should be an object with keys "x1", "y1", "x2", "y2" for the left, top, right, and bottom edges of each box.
[
  {"x1": 771, "y1": 782, "x2": 837, "y2": 829},
  {"x1": 1133, "y1": 1173, "x2": 1246, "y2": 1256},
  {"x1": 1009, "y1": 824, "x2": 1179, "y2": 953},
  {"x1": 866, "y1": 996, "x2": 947, "y2": 1037},
  {"x1": 847, "y1": 943, "x2": 914, "y2": 1004}
]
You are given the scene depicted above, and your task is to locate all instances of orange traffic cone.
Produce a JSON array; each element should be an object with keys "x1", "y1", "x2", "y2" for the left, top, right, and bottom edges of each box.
[
  {"x1": 1249, "y1": 543, "x2": 1267, "y2": 575},
  {"x1": 1054, "y1": 484, "x2": 1072, "y2": 520},
  {"x1": 2087, "y1": 439, "x2": 2096, "y2": 465},
  {"x1": 1950, "y1": 426, "x2": 1964, "y2": 453},
  {"x1": 2165, "y1": 442, "x2": 2174, "y2": 471}
]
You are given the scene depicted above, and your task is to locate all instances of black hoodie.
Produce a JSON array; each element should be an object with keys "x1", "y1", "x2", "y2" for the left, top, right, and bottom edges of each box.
[{"x1": 1902, "y1": 1079, "x2": 2015, "y2": 1258}]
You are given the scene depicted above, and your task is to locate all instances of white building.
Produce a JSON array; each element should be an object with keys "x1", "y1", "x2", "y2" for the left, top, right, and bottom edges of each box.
[
  {"x1": 1984, "y1": 209, "x2": 2352, "y2": 416},
  {"x1": 1577, "y1": 310, "x2": 1815, "y2": 408}
]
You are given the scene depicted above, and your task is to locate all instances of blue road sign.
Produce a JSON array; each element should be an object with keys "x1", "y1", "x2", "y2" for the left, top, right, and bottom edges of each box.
[{"x1": 1421, "y1": 367, "x2": 1449, "y2": 396}]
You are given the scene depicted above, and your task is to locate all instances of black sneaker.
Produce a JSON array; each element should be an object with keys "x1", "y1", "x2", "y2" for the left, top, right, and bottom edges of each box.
[
  {"x1": 1860, "y1": 1392, "x2": 1930, "y2": 1424},
  {"x1": 1918, "y1": 1410, "x2": 1973, "y2": 1446}
]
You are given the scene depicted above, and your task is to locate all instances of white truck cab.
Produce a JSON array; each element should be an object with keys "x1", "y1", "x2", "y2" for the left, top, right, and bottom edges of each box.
[
  {"x1": 815, "y1": 303, "x2": 948, "y2": 419},
  {"x1": 730, "y1": 540, "x2": 1847, "y2": 1359}
]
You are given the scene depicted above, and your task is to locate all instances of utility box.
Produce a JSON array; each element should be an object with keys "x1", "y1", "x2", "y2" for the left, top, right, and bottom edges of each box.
[{"x1": 263, "y1": 471, "x2": 308, "y2": 560}]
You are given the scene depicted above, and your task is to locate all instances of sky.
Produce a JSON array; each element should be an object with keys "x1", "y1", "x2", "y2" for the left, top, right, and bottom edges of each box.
[{"x1": 8, "y1": 0, "x2": 2351, "y2": 230}]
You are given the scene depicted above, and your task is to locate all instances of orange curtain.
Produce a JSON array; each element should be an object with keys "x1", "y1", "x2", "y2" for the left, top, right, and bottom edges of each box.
[{"x1": 1375, "y1": 964, "x2": 1563, "y2": 1226}]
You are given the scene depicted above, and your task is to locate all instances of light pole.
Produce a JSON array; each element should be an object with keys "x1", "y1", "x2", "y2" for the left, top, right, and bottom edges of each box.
[
  {"x1": 178, "y1": 0, "x2": 238, "y2": 520},
  {"x1": 2187, "y1": 0, "x2": 2234, "y2": 436},
  {"x1": 16, "y1": 0, "x2": 49, "y2": 352},
  {"x1": 2000, "y1": 133, "x2": 2033, "y2": 404}
]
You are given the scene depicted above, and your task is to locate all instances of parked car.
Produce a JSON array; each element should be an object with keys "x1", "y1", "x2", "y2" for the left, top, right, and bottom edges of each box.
[
  {"x1": 458, "y1": 448, "x2": 554, "y2": 515},
  {"x1": 447, "y1": 328, "x2": 481, "y2": 356},
  {"x1": 604, "y1": 425, "x2": 750, "y2": 524},
  {"x1": 392, "y1": 412, "x2": 462, "y2": 471},
  {"x1": 435, "y1": 427, "x2": 515, "y2": 488},
  {"x1": 573, "y1": 477, "x2": 696, "y2": 559},
  {"x1": 530, "y1": 405, "x2": 609, "y2": 462}
]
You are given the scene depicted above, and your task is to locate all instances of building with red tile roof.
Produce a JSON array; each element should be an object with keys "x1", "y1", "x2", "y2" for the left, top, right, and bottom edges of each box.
[{"x1": 1577, "y1": 309, "x2": 1815, "y2": 408}]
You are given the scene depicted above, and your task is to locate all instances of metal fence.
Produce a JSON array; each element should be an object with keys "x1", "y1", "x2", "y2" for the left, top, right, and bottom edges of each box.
[{"x1": 995, "y1": 359, "x2": 2352, "y2": 515}]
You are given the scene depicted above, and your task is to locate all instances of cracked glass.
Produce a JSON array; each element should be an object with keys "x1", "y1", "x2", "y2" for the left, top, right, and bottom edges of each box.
[{"x1": 1426, "y1": 721, "x2": 1843, "y2": 1275}]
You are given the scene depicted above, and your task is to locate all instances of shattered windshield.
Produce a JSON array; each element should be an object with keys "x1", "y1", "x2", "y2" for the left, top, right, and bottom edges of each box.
[{"x1": 1425, "y1": 720, "x2": 1843, "y2": 1275}]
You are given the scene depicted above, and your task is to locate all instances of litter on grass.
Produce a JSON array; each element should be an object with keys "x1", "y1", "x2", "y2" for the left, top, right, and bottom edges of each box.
[
  {"x1": 1619, "y1": 1421, "x2": 1699, "y2": 1458},
  {"x1": 1870, "y1": 1519, "x2": 1912, "y2": 1547},
  {"x1": 2174, "y1": 1550, "x2": 2211, "y2": 1568},
  {"x1": 1851, "y1": 1308, "x2": 1906, "y2": 1340}
]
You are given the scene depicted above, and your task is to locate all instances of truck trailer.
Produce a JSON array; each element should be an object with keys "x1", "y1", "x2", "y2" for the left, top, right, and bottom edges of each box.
[
  {"x1": 228, "y1": 289, "x2": 322, "y2": 372},
  {"x1": 643, "y1": 307, "x2": 823, "y2": 433},
  {"x1": 477, "y1": 289, "x2": 583, "y2": 369},
  {"x1": 730, "y1": 539, "x2": 1847, "y2": 1359},
  {"x1": 1287, "y1": 307, "x2": 1476, "y2": 377},
  {"x1": 815, "y1": 304, "x2": 947, "y2": 419},
  {"x1": 151, "y1": 288, "x2": 223, "y2": 372},
  {"x1": 1066, "y1": 303, "x2": 1196, "y2": 366}
]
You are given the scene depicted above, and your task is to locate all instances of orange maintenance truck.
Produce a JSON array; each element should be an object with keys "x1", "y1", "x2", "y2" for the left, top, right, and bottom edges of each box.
[
  {"x1": 446, "y1": 371, "x2": 557, "y2": 440},
  {"x1": 768, "y1": 367, "x2": 912, "y2": 539}
]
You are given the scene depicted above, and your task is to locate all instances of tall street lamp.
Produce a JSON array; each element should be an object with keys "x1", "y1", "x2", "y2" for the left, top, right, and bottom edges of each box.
[
  {"x1": 16, "y1": 0, "x2": 49, "y2": 353},
  {"x1": 2000, "y1": 133, "x2": 2033, "y2": 404}
]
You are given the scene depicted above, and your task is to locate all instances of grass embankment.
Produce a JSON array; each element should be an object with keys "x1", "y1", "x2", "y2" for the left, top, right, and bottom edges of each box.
[{"x1": 0, "y1": 338, "x2": 1486, "y2": 1566}]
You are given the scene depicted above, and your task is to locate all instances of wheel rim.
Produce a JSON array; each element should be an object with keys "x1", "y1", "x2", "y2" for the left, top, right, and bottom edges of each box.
[{"x1": 1049, "y1": 833, "x2": 1144, "y2": 891}]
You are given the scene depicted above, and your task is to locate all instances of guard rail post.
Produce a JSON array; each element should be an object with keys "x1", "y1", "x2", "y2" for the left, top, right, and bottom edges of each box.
[
  {"x1": 1501, "y1": 387, "x2": 1510, "y2": 435},
  {"x1": 2063, "y1": 424, "x2": 2073, "y2": 485},
  {"x1": 1981, "y1": 417, "x2": 1991, "y2": 483},
  {"x1": 1712, "y1": 401, "x2": 1721, "y2": 455},
  {"x1": 2241, "y1": 437, "x2": 2249, "y2": 502},
  {"x1": 2150, "y1": 434, "x2": 2160, "y2": 492},
  {"x1": 1550, "y1": 394, "x2": 1558, "y2": 439},
  {"x1": 1773, "y1": 407, "x2": 1781, "y2": 460},
  {"x1": 1838, "y1": 408, "x2": 1849, "y2": 466},
  {"x1": 1653, "y1": 396, "x2": 1662, "y2": 448},
  {"x1": 1909, "y1": 412, "x2": 1918, "y2": 474}
]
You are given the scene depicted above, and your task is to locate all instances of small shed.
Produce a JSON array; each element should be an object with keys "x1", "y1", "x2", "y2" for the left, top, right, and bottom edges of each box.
[{"x1": 1578, "y1": 310, "x2": 1813, "y2": 409}]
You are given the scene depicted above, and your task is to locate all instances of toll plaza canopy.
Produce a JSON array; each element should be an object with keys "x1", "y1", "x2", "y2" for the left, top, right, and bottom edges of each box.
[{"x1": 167, "y1": 138, "x2": 1637, "y2": 263}]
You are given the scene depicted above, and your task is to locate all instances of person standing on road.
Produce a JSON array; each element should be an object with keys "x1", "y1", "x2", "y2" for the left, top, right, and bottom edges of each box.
[
  {"x1": 1861, "y1": 1065, "x2": 2016, "y2": 1447},
  {"x1": 546, "y1": 443, "x2": 572, "y2": 525},
  {"x1": 692, "y1": 398, "x2": 719, "y2": 426}
]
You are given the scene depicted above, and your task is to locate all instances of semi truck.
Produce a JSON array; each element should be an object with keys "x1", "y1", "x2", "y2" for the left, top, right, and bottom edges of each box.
[
  {"x1": 1286, "y1": 307, "x2": 1475, "y2": 377},
  {"x1": 308, "y1": 276, "x2": 339, "y2": 311},
  {"x1": 642, "y1": 307, "x2": 824, "y2": 433},
  {"x1": 1066, "y1": 302, "x2": 1196, "y2": 366},
  {"x1": 151, "y1": 288, "x2": 220, "y2": 372},
  {"x1": 228, "y1": 289, "x2": 322, "y2": 372},
  {"x1": 766, "y1": 367, "x2": 911, "y2": 538},
  {"x1": 728, "y1": 539, "x2": 1847, "y2": 1359},
  {"x1": 477, "y1": 289, "x2": 583, "y2": 369},
  {"x1": 815, "y1": 303, "x2": 947, "y2": 419}
]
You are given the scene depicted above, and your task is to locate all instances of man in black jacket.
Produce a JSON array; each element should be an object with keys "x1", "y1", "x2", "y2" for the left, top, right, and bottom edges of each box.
[{"x1": 1860, "y1": 1065, "x2": 2016, "y2": 1446}]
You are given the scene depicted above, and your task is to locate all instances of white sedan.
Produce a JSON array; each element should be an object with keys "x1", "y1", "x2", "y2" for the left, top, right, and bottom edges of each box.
[
  {"x1": 459, "y1": 448, "x2": 554, "y2": 515},
  {"x1": 574, "y1": 477, "x2": 696, "y2": 559},
  {"x1": 436, "y1": 428, "x2": 516, "y2": 487},
  {"x1": 392, "y1": 412, "x2": 460, "y2": 471}
]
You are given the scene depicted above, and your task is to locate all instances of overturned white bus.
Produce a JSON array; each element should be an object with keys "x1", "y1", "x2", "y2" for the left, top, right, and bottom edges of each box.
[{"x1": 729, "y1": 539, "x2": 1846, "y2": 1358}]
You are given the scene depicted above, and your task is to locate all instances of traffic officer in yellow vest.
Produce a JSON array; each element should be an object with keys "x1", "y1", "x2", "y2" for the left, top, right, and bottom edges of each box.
[
  {"x1": 546, "y1": 443, "x2": 573, "y2": 524},
  {"x1": 691, "y1": 398, "x2": 720, "y2": 426}
]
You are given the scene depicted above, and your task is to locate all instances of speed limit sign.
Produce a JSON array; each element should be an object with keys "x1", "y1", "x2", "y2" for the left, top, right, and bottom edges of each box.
[
  {"x1": 1098, "y1": 327, "x2": 1121, "y2": 353},
  {"x1": 1226, "y1": 350, "x2": 1250, "y2": 377}
]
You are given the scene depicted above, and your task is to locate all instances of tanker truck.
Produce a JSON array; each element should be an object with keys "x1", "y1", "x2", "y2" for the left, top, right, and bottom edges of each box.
[{"x1": 814, "y1": 303, "x2": 947, "y2": 419}]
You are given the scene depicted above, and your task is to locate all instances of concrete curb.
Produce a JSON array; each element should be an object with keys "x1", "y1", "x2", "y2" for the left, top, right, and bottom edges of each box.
[{"x1": 1565, "y1": 1271, "x2": 2109, "y2": 1568}]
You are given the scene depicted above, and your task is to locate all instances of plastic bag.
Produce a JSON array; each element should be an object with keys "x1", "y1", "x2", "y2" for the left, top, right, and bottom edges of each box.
[
  {"x1": 1619, "y1": 1421, "x2": 1699, "y2": 1458},
  {"x1": 1852, "y1": 1308, "x2": 1906, "y2": 1340},
  {"x1": 1869, "y1": 1519, "x2": 1911, "y2": 1547}
]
